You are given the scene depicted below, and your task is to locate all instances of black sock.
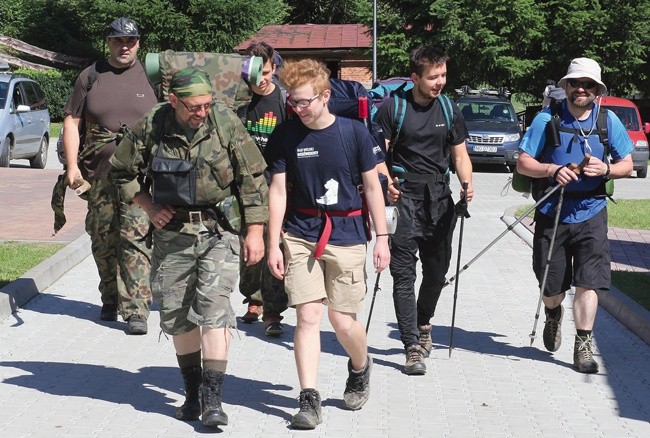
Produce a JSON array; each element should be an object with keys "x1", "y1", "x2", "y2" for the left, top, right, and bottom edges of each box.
[
  {"x1": 546, "y1": 306, "x2": 561, "y2": 318},
  {"x1": 176, "y1": 350, "x2": 201, "y2": 369},
  {"x1": 576, "y1": 329, "x2": 592, "y2": 337}
]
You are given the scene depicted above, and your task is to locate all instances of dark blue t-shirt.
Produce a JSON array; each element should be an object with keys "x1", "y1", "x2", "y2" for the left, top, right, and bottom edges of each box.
[{"x1": 265, "y1": 116, "x2": 380, "y2": 245}]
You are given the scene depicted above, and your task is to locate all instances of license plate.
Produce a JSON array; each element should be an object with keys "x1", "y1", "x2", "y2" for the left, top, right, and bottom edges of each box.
[{"x1": 474, "y1": 145, "x2": 497, "y2": 153}]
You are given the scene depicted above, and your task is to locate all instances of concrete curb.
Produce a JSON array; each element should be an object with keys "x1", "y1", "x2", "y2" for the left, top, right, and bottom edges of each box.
[
  {"x1": 502, "y1": 206, "x2": 650, "y2": 345},
  {"x1": 0, "y1": 233, "x2": 91, "y2": 321}
]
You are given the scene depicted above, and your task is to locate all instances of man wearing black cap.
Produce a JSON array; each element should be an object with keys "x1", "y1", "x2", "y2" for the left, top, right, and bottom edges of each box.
[{"x1": 62, "y1": 17, "x2": 158, "y2": 334}]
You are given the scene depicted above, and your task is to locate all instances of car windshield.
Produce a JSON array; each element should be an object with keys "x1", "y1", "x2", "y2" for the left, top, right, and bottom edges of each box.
[
  {"x1": 458, "y1": 102, "x2": 517, "y2": 123},
  {"x1": 0, "y1": 81, "x2": 8, "y2": 109},
  {"x1": 606, "y1": 105, "x2": 640, "y2": 131}
]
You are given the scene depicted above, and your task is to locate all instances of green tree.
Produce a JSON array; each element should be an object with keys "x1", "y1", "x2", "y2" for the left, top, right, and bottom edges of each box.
[{"x1": 284, "y1": 0, "x2": 370, "y2": 24}]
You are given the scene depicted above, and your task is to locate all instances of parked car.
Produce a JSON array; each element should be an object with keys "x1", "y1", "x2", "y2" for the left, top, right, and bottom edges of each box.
[
  {"x1": 455, "y1": 86, "x2": 522, "y2": 169},
  {"x1": 599, "y1": 96, "x2": 649, "y2": 178},
  {"x1": 0, "y1": 62, "x2": 51, "y2": 168}
]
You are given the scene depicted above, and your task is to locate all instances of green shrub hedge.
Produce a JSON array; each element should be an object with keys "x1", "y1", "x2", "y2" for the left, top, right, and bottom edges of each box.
[{"x1": 14, "y1": 68, "x2": 81, "y2": 122}]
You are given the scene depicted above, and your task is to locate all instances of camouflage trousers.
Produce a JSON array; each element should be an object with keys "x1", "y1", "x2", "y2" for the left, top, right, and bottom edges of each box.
[
  {"x1": 151, "y1": 228, "x2": 239, "y2": 335},
  {"x1": 85, "y1": 178, "x2": 152, "y2": 319},
  {"x1": 238, "y1": 226, "x2": 288, "y2": 320}
]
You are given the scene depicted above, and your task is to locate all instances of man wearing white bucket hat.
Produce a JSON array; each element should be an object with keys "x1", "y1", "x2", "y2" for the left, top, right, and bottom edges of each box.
[{"x1": 517, "y1": 57, "x2": 633, "y2": 373}]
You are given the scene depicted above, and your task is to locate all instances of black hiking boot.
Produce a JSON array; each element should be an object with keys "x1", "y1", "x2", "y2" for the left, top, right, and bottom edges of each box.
[
  {"x1": 404, "y1": 344, "x2": 426, "y2": 375},
  {"x1": 127, "y1": 314, "x2": 148, "y2": 335},
  {"x1": 543, "y1": 305, "x2": 564, "y2": 352},
  {"x1": 175, "y1": 365, "x2": 202, "y2": 421},
  {"x1": 200, "y1": 370, "x2": 229, "y2": 427},
  {"x1": 343, "y1": 355, "x2": 372, "y2": 410},
  {"x1": 291, "y1": 388, "x2": 322, "y2": 430},
  {"x1": 418, "y1": 324, "x2": 432, "y2": 358},
  {"x1": 100, "y1": 303, "x2": 118, "y2": 321},
  {"x1": 573, "y1": 334, "x2": 599, "y2": 374}
]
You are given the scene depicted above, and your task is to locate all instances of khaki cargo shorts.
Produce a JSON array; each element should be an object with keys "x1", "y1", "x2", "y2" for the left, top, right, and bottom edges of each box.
[{"x1": 282, "y1": 233, "x2": 367, "y2": 313}]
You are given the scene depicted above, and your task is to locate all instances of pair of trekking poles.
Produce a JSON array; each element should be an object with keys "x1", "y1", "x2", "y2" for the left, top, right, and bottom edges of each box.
[{"x1": 365, "y1": 179, "x2": 566, "y2": 354}]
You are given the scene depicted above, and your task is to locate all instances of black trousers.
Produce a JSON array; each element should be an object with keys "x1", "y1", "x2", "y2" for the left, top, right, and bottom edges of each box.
[{"x1": 389, "y1": 195, "x2": 457, "y2": 348}]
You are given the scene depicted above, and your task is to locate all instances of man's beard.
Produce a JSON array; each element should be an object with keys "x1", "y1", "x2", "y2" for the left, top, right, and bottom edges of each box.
[{"x1": 569, "y1": 93, "x2": 596, "y2": 108}]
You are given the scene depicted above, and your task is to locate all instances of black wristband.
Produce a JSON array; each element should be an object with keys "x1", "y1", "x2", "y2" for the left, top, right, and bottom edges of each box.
[
  {"x1": 604, "y1": 163, "x2": 611, "y2": 177},
  {"x1": 552, "y1": 164, "x2": 566, "y2": 181},
  {"x1": 375, "y1": 233, "x2": 389, "y2": 237}
]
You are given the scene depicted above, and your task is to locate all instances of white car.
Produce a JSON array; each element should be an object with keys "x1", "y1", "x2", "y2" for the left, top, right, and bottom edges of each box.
[{"x1": 0, "y1": 64, "x2": 51, "y2": 168}]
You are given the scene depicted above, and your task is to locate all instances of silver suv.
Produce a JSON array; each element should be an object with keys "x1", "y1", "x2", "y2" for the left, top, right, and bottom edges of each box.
[{"x1": 0, "y1": 62, "x2": 51, "y2": 168}]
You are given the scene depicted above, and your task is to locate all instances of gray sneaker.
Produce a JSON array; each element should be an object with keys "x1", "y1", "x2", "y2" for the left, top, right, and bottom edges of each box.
[
  {"x1": 418, "y1": 324, "x2": 432, "y2": 358},
  {"x1": 404, "y1": 344, "x2": 426, "y2": 375},
  {"x1": 291, "y1": 388, "x2": 322, "y2": 430},
  {"x1": 343, "y1": 356, "x2": 372, "y2": 410},
  {"x1": 573, "y1": 334, "x2": 599, "y2": 374},
  {"x1": 127, "y1": 315, "x2": 148, "y2": 335},
  {"x1": 543, "y1": 305, "x2": 563, "y2": 352}
]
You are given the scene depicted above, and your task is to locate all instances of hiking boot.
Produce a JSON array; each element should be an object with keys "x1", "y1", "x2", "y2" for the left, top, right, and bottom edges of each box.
[
  {"x1": 343, "y1": 355, "x2": 372, "y2": 410},
  {"x1": 200, "y1": 370, "x2": 228, "y2": 427},
  {"x1": 291, "y1": 388, "x2": 322, "y2": 430},
  {"x1": 127, "y1": 314, "x2": 148, "y2": 335},
  {"x1": 418, "y1": 324, "x2": 432, "y2": 358},
  {"x1": 543, "y1": 305, "x2": 564, "y2": 352},
  {"x1": 100, "y1": 304, "x2": 118, "y2": 321},
  {"x1": 264, "y1": 314, "x2": 284, "y2": 337},
  {"x1": 241, "y1": 300, "x2": 263, "y2": 323},
  {"x1": 404, "y1": 344, "x2": 426, "y2": 376},
  {"x1": 573, "y1": 334, "x2": 599, "y2": 374},
  {"x1": 175, "y1": 365, "x2": 202, "y2": 421}
]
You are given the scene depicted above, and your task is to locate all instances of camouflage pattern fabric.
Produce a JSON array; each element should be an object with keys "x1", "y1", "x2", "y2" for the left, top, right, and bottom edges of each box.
[
  {"x1": 238, "y1": 226, "x2": 288, "y2": 319},
  {"x1": 117, "y1": 196, "x2": 153, "y2": 319},
  {"x1": 169, "y1": 67, "x2": 212, "y2": 97},
  {"x1": 151, "y1": 228, "x2": 239, "y2": 335},
  {"x1": 110, "y1": 101, "x2": 268, "y2": 228},
  {"x1": 85, "y1": 178, "x2": 153, "y2": 318},
  {"x1": 158, "y1": 50, "x2": 252, "y2": 112},
  {"x1": 51, "y1": 123, "x2": 124, "y2": 234},
  {"x1": 84, "y1": 178, "x2": 121, "y2": 307}
]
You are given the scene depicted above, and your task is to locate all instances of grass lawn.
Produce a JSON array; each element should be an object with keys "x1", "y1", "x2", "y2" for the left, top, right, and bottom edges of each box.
[
  {"x1": 51, "y1": 122, "x2": 62, "y2": 138},
  {"x1": 0, "y1": 242, "x2": 65, "y2": 289},
  {"x1": 514, "y1": 199, "x2": 650, "y2": 311}
]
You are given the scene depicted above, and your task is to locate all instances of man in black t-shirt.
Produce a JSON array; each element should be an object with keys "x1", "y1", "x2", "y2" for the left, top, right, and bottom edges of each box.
[
  {"x1": 237, "y1": 42, "x2": 289, "y2": 336},
  {"x1": 376, "y1": 45, "x2": 474, "y2": 375}
]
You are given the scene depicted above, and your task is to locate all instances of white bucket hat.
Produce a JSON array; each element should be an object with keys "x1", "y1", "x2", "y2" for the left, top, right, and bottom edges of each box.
[{"x1": 558, "y1": 57, "x2": 607, "y2": 96}]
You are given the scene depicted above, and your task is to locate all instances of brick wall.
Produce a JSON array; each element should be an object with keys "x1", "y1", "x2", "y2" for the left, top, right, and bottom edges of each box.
[{"x1": 341, "y1": 66, "x2": 372, "y2": 87}]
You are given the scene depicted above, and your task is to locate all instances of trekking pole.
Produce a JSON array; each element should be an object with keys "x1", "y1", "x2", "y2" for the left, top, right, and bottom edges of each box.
[
  {"x1": 442, "y1": 183, "x2": 563, "y2": 289},
  {"x1": 529, "y1": 185, "x2": 565, "y2": 346},
  {"x1": 449, "y1": 182, "x2": 469, "y2": 357},
  {"x1": 365, "y1": 272, "x2": 381, "y2": 334}
]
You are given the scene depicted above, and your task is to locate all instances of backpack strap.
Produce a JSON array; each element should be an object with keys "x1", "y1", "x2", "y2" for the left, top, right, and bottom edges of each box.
[
  {"x1": 392, "y1": 92, "x2": 407, "y2": 147},
  {"x1": 438, "y1": 94, "x2": 454, "y2": 134}
]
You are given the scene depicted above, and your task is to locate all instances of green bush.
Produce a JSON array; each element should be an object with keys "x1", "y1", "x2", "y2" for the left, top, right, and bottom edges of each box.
[{"x1": 14, "y1": 68, "x2": 81, "y2": 122}]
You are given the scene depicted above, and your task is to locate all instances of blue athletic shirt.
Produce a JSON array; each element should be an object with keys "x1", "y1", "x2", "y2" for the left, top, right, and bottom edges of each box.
[
  {"x1": 519, "y1": 100, "x2": 633, "y2": 223},
  {"x1": 265, "y1": 116, "x2": 381, "y2": 245}
]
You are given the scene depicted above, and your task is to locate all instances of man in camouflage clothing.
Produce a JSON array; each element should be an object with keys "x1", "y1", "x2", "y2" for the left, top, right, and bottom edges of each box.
[
  {"x1": 62, "y1": 17, "x2": 156, "y2": 334},
  {"x1": 110, "y1": 67, "x2": 268, "y2": 429}
]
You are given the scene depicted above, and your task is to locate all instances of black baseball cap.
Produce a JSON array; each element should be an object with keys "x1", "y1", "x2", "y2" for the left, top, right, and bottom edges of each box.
[{"x1": 106, "y1": 17, "x2": 140, "y2": 38}]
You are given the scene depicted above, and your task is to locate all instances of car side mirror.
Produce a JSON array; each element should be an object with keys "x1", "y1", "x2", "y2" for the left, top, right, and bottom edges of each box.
[{"x1": 16, "y1": 104, "x2": 31, "y2": 113}]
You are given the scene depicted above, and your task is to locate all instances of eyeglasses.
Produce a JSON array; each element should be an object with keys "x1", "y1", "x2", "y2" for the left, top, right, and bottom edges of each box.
[
  {"x1": 567, "y1": 79, "x2": 597, "y2": 90},
  {"x1": 287, "y1": 93, "x2": 321, "y2": 108},
  {"x1": 179, "y1": 99, "x2": 214, "y2": 113}
]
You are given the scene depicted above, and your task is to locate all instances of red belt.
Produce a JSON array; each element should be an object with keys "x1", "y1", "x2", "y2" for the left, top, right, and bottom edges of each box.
[{"x1": 295, "y1": 207, "x2": 365, "y2": 258}]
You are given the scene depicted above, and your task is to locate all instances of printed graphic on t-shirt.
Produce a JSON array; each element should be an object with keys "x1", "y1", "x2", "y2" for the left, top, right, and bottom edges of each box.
[
  {"x1": 247, "y1": 111, "x2": 279, "y2": 150},
  {"x1": 316, "y1": 178, "x2": 339, "y2": 206}
]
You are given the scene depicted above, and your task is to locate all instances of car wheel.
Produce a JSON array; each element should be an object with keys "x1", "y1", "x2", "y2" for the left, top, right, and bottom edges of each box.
[
  {"x1": 637, "y1": 165, "x2": 647, "y2": 179},
  {"x1": 0, "y1": 137, "x2": 10, "y2": 167},
  {"x1": 29, "y1": 135, "x2": 48, "y2": 169}
]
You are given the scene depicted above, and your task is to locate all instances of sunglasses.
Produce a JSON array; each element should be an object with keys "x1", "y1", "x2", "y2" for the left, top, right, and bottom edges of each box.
[{"x1": 567, "y1": 79, "x2": 597, "y2": 90}]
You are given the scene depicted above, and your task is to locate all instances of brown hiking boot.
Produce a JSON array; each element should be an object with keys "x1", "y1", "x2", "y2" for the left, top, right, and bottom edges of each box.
[
  {"x1": 241, "y1": 300, "x2": 263, "y2": 323},
  {"x1": 573, "y1": 334, "x2": 599, "y2": 374},
  {"x1": 404, "y1": 344, "x2": 426, "y2": 375},
  {"x1": 418, "y1": 324, "x2": 432, "y2": 358}
]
